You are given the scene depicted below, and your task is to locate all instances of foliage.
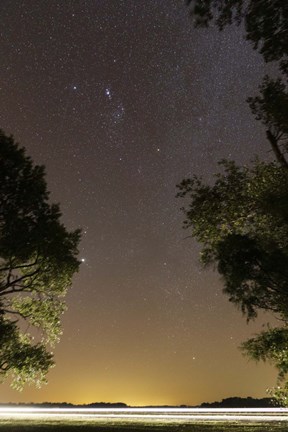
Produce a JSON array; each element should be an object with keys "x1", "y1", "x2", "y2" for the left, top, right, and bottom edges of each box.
[
  {"x1": 177, "y1": 160, "x2": 288, "y2": 317},
  {"x1": 248, "y1": 77, "x2": 288, "y2": 137},
  {"x1": 177, "y1": 160, "x2": 288, "y2": 399},
  {"x1": 247, "y1": 76, "x2": 288, "y2": 168},
  {"x1": 186, "y1": 0, "x2": 288, "y2": 75},
  {"x1": 241, "y1": 328, "x2": 288, "y2": 381},
  {"x1": 187, "y1": 1, "x2": 288, "y2": 166},
  {"x1": 242, "y1": 327, "x2": 288, "y2": 406},
  {"x1": 183, "y1": 0, "x2": 288, "y2": 403},
  {"x1": 0, "y1": 130, "x2": 81, "y2": 389}
]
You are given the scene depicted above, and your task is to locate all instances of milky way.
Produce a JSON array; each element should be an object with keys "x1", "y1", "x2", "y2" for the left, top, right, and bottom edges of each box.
[{"x1": 0, "y1": 0, "x2": 277, "y2": 405}]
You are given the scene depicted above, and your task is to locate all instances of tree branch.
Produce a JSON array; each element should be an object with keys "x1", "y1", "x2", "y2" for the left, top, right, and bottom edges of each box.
[
  {"x1": 2, "y1": 309, "x2": 32, "y2": 319},
  {"x1": 0, "y1": 268, "x2": 40, "y2": 296},
  {"x1": 266, "y1": 130, "x2": 288, "y2": 169},
  {"x1": 0, "y1": 258, "x2": 40, "y2": 273}
]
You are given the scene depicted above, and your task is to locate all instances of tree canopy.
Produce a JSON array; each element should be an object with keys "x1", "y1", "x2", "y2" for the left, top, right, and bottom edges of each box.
[
  {"x1": 177, "y1": 160, "x2": 288, "y2": 319},
  {"x1": 187, "y1": 0, "x2": 288, "y2": 75},
  {"x1": 177, "y1": 159, "x2": 288, "y2": 403},
  {"x1": 0, "y1": 130, "x2": 81, "y2": 389},
  {"x1": 182, "y1": 0, "x2": 288, "y2": 404},
  {"x1": 187, "y1": 0, "x2": 288, "y2": 167}
]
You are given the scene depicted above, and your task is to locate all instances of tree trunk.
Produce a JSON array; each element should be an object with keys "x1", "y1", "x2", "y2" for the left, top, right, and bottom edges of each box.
[{"x1": 266, "y1": 130, "x2": 288, "y2": 169}]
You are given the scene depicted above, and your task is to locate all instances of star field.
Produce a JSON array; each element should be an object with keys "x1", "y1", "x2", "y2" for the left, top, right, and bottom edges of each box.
[{"x1": 0, "y1": 0, "x2": 277, "y2": 406}]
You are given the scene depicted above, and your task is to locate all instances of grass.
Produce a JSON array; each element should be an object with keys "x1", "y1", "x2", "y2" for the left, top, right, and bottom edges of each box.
[{"x1": 0, "y1": 419, "x2": 287, "y2": 432}]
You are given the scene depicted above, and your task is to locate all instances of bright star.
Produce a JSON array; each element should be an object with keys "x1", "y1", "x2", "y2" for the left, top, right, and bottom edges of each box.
[{"x1": 105, "y1": 88, "x2": 112, "y2": 99}]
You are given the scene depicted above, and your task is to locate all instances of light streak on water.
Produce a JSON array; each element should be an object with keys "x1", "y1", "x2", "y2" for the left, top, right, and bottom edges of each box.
[{"x1": 0, "y1": 407, "x2": 287, "y2": 423}]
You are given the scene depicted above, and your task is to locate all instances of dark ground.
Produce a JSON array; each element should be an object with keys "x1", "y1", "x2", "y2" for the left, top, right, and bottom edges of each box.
[{"x1": 0, "y1": 421, "x2": 287, "y2": 432}]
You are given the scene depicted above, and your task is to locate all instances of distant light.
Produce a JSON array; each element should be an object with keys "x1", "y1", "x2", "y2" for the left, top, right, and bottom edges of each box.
[
  {"x1": 0, "y1": 407, "x2": 287, "y2": 414},
  {"x1": 81, "y1": 258, "x2": 86, "y2": 263},
  {"x1": 0, "y1": 407, "x2": 287, "y2": 424}
]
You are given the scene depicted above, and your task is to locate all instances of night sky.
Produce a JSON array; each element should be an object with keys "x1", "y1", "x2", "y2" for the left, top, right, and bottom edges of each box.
[{"x1": 0, "y1": 0, "x2": 278, "y2": 406}]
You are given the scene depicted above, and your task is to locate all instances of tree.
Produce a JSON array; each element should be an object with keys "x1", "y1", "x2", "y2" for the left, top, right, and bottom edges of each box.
[
  {"x1": 186, "y1": 0, "x2": 288, "y2": 75},
  {"x1": 0, "y1": 130, "x2": 81, "y2": 390},
  {"x1": 247, "y1": 76, "x2": 288, "y2": 168},
  {"x1": 181, "y1": 0, "x2": 288, "y2": 404},
  {"x1": 177, "y1": 160, "x2": 288, "y2": 403},
  {"x1": 187, "y1": 0, "x2": 288, "y2": 166}
]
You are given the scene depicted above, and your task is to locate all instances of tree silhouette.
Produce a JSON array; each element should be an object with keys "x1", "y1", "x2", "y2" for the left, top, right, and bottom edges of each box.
[
  {"x1": 0, "y1": 130, "x2": 81, "y2": 389},
  {"x1": 178, "y1": 159, "x2": 288, "y2": 402},
  {"x1": 187, "y1": 0, "x2": 288, "y2": 75},
  {"x1": 181, "y1": 0, "x2": 288, "y2": 404}
]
